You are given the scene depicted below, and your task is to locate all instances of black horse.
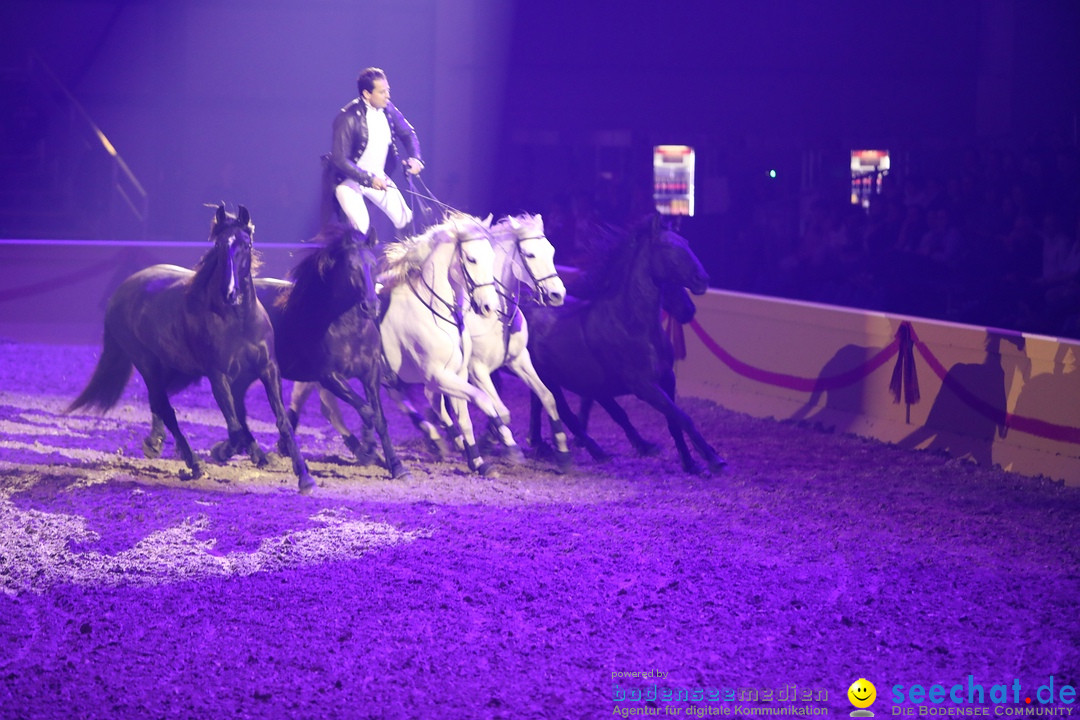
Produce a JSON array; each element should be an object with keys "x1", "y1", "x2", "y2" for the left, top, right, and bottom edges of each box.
[
  {"x1": 68, "y1": 204, "x2": 314, "y2": 492},
  {"x1": 574, "y1": 280, "x2": 698, "y2": 456},
  {"x1": 524, "y1": 216, "x2": 726, "y2": 475},
  {"x1": 253, "y1": 221, "x2": 408, "y2": 479}
]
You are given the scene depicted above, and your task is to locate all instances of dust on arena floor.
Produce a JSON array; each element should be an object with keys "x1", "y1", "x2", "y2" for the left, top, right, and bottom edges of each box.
[{"x1": 1, "y1": 342, "x2": 1078, "y2": 719}]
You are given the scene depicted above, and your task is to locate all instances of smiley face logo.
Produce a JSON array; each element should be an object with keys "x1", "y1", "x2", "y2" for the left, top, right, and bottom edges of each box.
[{"x1": 848, "y1": 678, "x2": 877, "y2": 708}]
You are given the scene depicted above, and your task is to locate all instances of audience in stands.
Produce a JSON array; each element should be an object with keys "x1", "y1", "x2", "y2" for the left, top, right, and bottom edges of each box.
[{"x1": 532, "y1": 141, "x2": 1080, "y2": 339}]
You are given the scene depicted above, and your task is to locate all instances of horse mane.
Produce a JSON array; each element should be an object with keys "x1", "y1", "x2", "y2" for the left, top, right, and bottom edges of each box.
[
  {"x1": 490, "y1": 213, "x2": 539, "y2": 244},
  {"x1": 573, "y1": 217, "x2": 652, "y2": 298},
  {"x1": 377, "y1": 217, "x2": 460, "y2": 289},
  {"x1": 275, "y1": 222, "x2": 356, "y2": 308}
]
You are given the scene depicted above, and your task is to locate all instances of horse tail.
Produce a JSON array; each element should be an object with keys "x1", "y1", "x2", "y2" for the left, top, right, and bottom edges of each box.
[{"x1": 66, "y1": 328, "x2": 133, "y2": 414}]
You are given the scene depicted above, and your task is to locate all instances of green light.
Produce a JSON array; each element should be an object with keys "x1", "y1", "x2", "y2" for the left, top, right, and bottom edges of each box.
[{"x1": 769, "y1": 169, "x2": 777, "y2": 178}]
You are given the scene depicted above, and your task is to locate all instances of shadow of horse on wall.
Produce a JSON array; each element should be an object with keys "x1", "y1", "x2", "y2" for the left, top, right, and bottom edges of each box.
[{"x1": 898, "y1": 331, "x2": 1027, "y2": 468}]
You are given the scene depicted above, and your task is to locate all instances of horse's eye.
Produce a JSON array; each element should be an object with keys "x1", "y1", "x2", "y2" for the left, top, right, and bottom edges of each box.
[
  {"x1": 465, "y1": 255, "x2": 477, "y2": 264},
  {"x1": 523, "y1": 252, "x2": 536, "y2": 260}
]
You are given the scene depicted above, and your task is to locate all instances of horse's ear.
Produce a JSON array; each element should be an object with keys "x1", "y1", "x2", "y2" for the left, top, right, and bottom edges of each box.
[
  {"x1": 481, "y1": 213, "x2": 493, "y2": 228},
  {"x1": 238, "y1": 205, "x2": 251, "y2": 228},
  {"x1": 215, "y1": 203, "x2": 227, "y2": 228},
  {"x1": 508, "y1": 215, "x2": 520, "y2": 232}
]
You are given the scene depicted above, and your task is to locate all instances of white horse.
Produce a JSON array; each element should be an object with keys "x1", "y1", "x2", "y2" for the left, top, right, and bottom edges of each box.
[
  {"x1": 290, "y1": 213, "x2": 575, "y2": 471},
  {"x1": 375, "y1": 213, "x2": 515, "y2": 474},
  {"x1": 448, "y1": 213, "x2": 572, "y2": 468}
]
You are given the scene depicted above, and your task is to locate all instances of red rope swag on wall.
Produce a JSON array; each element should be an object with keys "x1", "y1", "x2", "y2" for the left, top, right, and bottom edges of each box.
[{"x1": 686, "y1": 319, "x2": 1080, "y2": 445}]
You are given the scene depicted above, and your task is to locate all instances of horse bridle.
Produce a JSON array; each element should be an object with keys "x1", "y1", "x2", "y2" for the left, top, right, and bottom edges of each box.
[
  {"x1": 505, "y1": 234, "x2": 560, "y2": 308},
  {"x1": 455, "y1": 231, "x2": 497, "y2": 307},
  {"x1": 412, "y1": 230, "x2": 496, "y2": 330},
  {"x1": 514, "y1": 235, "x2": 559, "y2": 285},
  {"x1": 219, "y1": 227, "x2": 252, "y2": 306}
]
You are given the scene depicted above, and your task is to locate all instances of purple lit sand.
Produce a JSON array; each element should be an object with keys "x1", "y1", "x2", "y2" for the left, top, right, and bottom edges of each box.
[{"x1": 1, "y1": 343, "x2": 1078, "y2": 718}]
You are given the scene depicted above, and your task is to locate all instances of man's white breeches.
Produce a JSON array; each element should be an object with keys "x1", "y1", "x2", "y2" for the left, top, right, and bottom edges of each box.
[{"x1": 334, "y1": 179, "x2": 413, "y2": 235}]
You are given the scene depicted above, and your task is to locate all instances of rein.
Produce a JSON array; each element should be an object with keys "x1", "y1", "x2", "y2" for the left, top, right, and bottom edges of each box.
[
  {"x1": 512, "y1": 235, "x2": 560, "y2": 290},
  {"x1": 406, "y1": 231, "x2": 494, "y2": 333}
]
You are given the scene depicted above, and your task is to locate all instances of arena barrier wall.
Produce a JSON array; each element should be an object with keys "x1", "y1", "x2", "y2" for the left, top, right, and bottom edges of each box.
[
  {"x1": 0, "y1": 239, "x2": 306, "y2": 345},
  {"x1": 3, "y1": 242, "x2": 1079, "y2": 484},
  {"x1": 676, "y1": 289, "x2": 1080, "y2": 485}
]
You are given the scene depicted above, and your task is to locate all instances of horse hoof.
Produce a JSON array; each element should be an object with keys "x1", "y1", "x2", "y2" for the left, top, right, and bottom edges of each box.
[
  {"x1": 142, "y1": 437, "x2": 163, "y2": 459},
  {"x1": 423, "y1": 436, "x2": 447, "y2": 460},
  {"x1": 297, "y1": 473, "x2": 316, "y2": 495},
  {"x1": 344, "y1": 435, "x2": 375, "y2": 464},
  {"x1": 389, "y1": 462, "x2": 411, "y2": 480},
  {"x1": 636, "y1": 441, "x2": 661, "y2": 457},
  {"x1": 476, "y1": 461, "x2": 499, "y2": 478},
  {"x1": 211, "y1": 440, "x2": 234, "y2": 463},
  {"x1": 531, "y1": 441, "x2": 555, "y2": 460},
  {"x1": 682, "y1": 460, "x2": 706, "y2": 476},
  {"x1": 708, "y1": 457, "x2": 728, "y2": 474},
  {"x1": 585, "y1": 442, "x2": 611, "y2": 462},
  {"x1": 251, "y1": 448, "x2": 269, "y2": 468},
  {"x1": 180, "y1": 463, "x2": 203, "y2": 481},
  {"x1": 503, "y1": 445, "x2": 526, "y2": 465},
  {"x1": 555, "y1": 450, "x2": 573, "y2": 473}
]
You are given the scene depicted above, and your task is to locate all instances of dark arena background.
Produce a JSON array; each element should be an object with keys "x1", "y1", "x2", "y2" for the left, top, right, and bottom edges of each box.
[{"x1": 2, "y1": 2, "x2": 1080, "y2": 719}]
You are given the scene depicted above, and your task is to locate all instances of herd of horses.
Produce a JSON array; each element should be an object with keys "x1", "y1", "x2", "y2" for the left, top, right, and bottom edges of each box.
[{"x1": 67, "y1": 204, "x2": 726, "y2": 494}]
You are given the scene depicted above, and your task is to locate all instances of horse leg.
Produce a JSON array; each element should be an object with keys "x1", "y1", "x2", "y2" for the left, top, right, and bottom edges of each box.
[
  {"x1": 433, "y1": 392, "x2": 464, "y2": 452},
  {"x1": 578, "y1": 396, "x2": 594, "y2": 437},
  {"x1": 426, "y1": 370, "x2": 500, "y2": 475},
  {"x1": 277, "y1": 380, "x2": 313, "y2": 456},
  {"x1": 317, "y1": 384, "x2": 376, "y2": 462},
  {"x1": 360, "y1": 371, "x2": 409, "y2": 480},
  {"x1": 144, "y1": 384, "x2": 202, "y2": 480},
  {"x1": 256, "y1": 365, "x2": 315, "y2": 493},
  {"x1": 234, "y1": 381, "x2": 269, "y2": 467},
  {"x1": 553, "y1": 386, "x2": 610, "y2": 462},
  {"x1": 505, "y1": 352, "x2": 570, "y2": 470},
  {"x1": 319, "y1": 374, "x2": 379, "y2": 466},
  {"x1": 469, "y1": 366, "x2": 523, "y2": 464},
  {"x1": 387, "y1": 381, "x2": 447, "y2": 459},
  {"x1": 287, "y1": 380, "x2": 317, "y2": 430},
  {"x1": 528, "y1": 391, "x2": 546, "y2": 453},
  {"x1": 208, "y1": 378, "x2": 264, "y2": 466},
  {"x1": 142, "y1": 413, "x2": 166, "y2": 459},
  {"x1": 631, "y1": 382, "x2": 726, "y2": 475},
  {"x1": 595, "y1": 396, "x2": 661, "y2": 457},
  {"x1": 657, "y1": 370, "x2": 695, "y2": 471}
]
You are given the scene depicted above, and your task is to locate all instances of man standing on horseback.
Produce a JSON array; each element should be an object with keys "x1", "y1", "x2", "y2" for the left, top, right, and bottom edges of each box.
[{"x1": 328, "y1": 67, "x2": 424, "y2": 240}]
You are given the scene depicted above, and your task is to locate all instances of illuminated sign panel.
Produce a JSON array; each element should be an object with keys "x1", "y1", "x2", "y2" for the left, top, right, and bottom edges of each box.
[
  {"x1": 850, "y1": 149, "x2": 890, "y2": 209},
  {"x1": 654, "y1": 145, "x2": 695, "y2": 216}
]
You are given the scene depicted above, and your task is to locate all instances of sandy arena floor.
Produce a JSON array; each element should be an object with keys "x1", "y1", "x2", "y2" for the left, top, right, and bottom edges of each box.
[{"x1": 1, "y1": 341, "x2": 1078, "y2": 719}]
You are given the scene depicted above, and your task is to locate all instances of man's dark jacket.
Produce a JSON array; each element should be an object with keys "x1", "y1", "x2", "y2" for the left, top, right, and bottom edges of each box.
[{"x1": 328, "y1": 98, "x2": 422, "y2": 187}]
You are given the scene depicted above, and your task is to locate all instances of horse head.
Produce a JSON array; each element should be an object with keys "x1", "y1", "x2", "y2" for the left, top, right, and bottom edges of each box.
[
  {"x1": 648, "y1": 224, "x2": 709, "y2": 296},
  {"x1": 660, "y1": 282, "x2": 697, "y2": 323},
  {"x1": 505, "y1": 213, "x2": 565, "y2": 307},
  {"x1": 446, "y1": 213, "x2": 499, "y2": 319},
  {"x1": 209, "y1": 203, "x2": 256, "y2": 306}
]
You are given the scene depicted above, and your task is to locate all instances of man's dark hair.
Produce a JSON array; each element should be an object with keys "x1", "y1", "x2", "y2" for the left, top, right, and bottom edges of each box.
[{"x1": 357, "y1": 67, "x2": 387, "y2": 96}]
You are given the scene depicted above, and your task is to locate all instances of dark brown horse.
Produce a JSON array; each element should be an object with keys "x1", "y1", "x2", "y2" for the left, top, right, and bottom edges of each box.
[
  {"x1": 68, "y1": 204, "x2": 314, "y2": 492},
  {"x1": 525, "y1": 216, "x2": 726, "y2": 475},
  {"x1": 253, "y1": 221, "x2": 408, "y2": 479},
  {"x1": 574, "y1": 280, "x2": 699, "y2": 457}
]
